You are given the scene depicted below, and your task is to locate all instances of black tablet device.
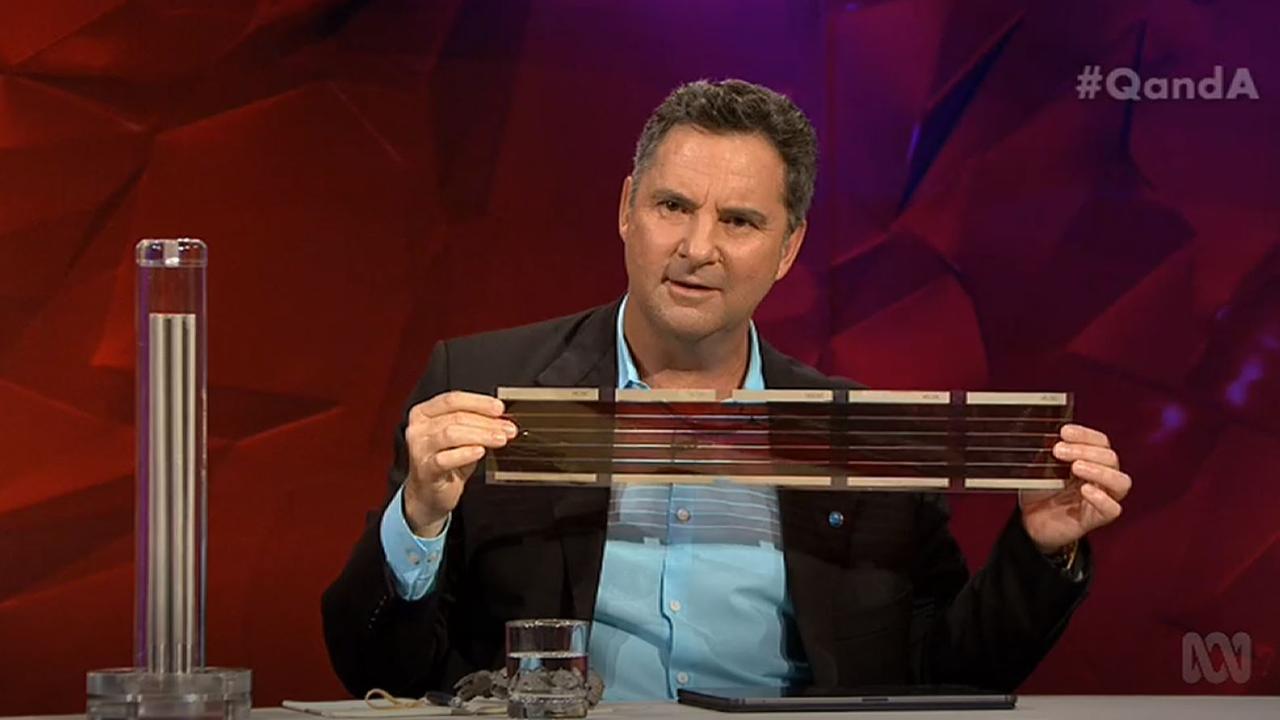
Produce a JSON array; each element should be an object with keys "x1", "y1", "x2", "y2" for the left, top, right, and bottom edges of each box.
[{"x1": 676, "y1": 685, "x2": 1017, "y2": 713}]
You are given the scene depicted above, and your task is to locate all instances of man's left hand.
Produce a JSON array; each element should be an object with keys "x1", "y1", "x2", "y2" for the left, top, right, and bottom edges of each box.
[{"x1": 1019, "y1": 423, "x2": 1132, "y2": 555}]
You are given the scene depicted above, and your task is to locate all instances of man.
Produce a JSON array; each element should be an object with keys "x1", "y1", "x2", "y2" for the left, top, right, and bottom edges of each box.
[{"x1": 322, "y1": 80, "x2": 1131, "y2": 701}]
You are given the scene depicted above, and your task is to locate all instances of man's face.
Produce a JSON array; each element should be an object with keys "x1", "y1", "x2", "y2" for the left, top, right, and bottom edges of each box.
[{"x1": 619, "y1": 125, "x2": 806, "y2": 343}]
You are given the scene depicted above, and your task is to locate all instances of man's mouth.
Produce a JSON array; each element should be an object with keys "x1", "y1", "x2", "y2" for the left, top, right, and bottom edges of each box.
[{"x1": 666, "y1": 278, "x2": 718, "y2": 292}]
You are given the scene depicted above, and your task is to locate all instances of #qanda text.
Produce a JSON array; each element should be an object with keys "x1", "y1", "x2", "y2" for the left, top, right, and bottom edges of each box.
[{"x1": 1077, "y1": 65, "x2": 1259, "y2": 102}]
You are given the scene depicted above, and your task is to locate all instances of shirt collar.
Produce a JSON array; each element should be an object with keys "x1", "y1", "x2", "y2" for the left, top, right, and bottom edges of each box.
[{"x1": 615, "y1": 294, "x2": 764, "y2": 391}]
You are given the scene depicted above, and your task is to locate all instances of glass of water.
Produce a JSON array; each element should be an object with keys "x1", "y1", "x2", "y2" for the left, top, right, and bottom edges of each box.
[{"x1": 505, "y1": 619, "x2": 590, "y2": 718}]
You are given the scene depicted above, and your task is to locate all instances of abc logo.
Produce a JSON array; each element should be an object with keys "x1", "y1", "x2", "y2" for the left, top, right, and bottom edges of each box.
[{"x1": 1182, "y1": 632, "x2": 1252, "y2": 684}]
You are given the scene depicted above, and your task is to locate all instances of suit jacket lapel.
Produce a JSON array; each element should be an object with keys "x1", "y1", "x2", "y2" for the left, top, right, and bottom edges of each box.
[
  {"x1": 535, "y1": 299, "x2": 620, "y2": 389},
  {"x1": 537, "y1": 300, "x2": 619, "y2": 620}
]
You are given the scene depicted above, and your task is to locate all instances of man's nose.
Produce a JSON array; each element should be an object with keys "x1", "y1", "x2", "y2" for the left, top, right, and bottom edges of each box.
[{"x1": 677, "y1": 211, "x2": 718, "y2": 264}]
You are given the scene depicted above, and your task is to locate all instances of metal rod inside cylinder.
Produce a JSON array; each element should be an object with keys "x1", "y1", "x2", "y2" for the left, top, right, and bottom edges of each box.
[
  {"x1": 169, "y1": 315, "x2": 184, "y2": 673},
  {"x1": 182, "y1": 314, "x2": 196, "y2": 672},
  {"x1": 167, "y1": 314, "x2": 188, "y2": 673},
  {"x1": 149, "y1": 314, "x2": 169, "y2": 672},
  {"x1": 147, "y1": 313, "x2": 198, "y2": 673}
]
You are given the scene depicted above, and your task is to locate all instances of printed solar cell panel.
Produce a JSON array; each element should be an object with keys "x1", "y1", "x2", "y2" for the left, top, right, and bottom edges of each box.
[{"x1": 487, "y1": 388, "x2": 1074, "y2": 492}]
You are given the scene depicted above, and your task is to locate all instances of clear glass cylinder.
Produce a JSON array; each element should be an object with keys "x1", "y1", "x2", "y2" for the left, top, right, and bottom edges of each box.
[
  {"x1": 134, "y1": 238, "x2": 208, "y2": 672},
  {"x1": 87, "y1": 239, "x2": 248, "y2": 720}
]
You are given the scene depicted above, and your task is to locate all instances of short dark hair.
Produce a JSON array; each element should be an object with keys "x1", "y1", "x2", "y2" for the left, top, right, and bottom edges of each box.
[{"x1": 631, "y1": 79, "x2": 818, "y2": 236}]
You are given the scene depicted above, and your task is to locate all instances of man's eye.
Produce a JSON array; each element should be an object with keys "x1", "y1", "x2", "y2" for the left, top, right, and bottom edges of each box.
[
  {"x1": 659, "y1": 200, "x2": 683, "y2": 213},
  {"x1": 725, "y1": 216, "x2": 756, "y2": 229}
]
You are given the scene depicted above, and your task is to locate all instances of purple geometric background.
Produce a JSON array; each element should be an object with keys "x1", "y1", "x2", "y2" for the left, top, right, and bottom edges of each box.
[{"x1": 0, "y1": 0, "x2": 1276, "y2": 713}]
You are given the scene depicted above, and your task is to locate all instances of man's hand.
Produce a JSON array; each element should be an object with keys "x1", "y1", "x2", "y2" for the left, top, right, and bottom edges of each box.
[
  {"x1": 1019, "y1": 423, "x2": 1132, "y2": 554},
  {"x1": 402, "y1": 391, "x2": 517, "y2": 537}
]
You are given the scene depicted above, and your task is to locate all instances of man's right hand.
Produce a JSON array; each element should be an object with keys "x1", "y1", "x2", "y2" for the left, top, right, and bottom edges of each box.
[{"x1": 402, "y1": 391, "x2": 517, "y2": 537}]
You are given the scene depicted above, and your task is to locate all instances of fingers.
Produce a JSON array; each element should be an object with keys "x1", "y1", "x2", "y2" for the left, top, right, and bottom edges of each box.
[
  {"x1": 1070, "y1": 459, "x2": 1132, "y2": 502},
  {"x1": 405, "y1": 392, "x2": 520, "y2": 485},
  {"x1": 1060, "y1": 423, "x2": 1110, "y2": 448},
  {"x1": 1053, "y1": 441, "x2": 1119, "y2": 469},
  {"x1": 432, "y1": 411, "x2": 518, "y2": 437},
  {"x1": 1081, "y1": 481, "x2": 1123, "y2": 524},
  {"x1": 1057, "y1": 422, "x2": 1130, "y2": 504},
  {"x1": 413, "y1": 391, "x2": 505, "y2": 421},
  {"x1": 1026, "y1": 425, "x2": 1131, "y2": 542},
  {"x1": 407, "y1": 392, "x2": 517, "y2": 457},
  {"x1": 406, "y1": 413, "x2": 517, "y2": 460},
  {"x1": 410, "y1": 422, "x2": 512, "y2": 476},
  {"x1": 423, "y1": 444, "x2": 487, "y2": 477},
  {"x1": 435, "y1": 422, "x2": 514, "y2": 449}
]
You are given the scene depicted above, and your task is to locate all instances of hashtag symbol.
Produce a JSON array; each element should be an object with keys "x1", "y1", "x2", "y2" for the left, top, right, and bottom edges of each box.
[{"x1": 1076, "y1": 65, "x2": 1103, "y2": 100}]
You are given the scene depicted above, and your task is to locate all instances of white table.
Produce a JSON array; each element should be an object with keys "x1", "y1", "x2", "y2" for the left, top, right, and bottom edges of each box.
[{"x1": 8, "y1": 695, "x2": 1280, "y2": 720}]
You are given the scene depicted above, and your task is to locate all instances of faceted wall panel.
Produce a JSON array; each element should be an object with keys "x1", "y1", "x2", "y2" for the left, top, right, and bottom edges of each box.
[{"x1": 1, "y1": 0, "x2": 1276, "y2": 712}]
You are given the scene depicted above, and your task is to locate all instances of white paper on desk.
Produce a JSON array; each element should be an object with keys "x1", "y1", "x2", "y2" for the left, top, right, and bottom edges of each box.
[
  {"x1": 281, "y1": 700, "x2": 457, "y2": 718},
  {"x1": 282, "y1": 699, "x2": 609, "y2": 717}
]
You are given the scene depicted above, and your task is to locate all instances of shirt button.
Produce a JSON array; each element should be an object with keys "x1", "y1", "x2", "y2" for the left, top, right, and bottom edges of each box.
[
  {"x1": 669, "y1": 600, "x2": 682, "y2": 613},
  {"x1": 676, "y1": 672, "x2": 690, "y2": 685},
  {"x1": 675, "y1": 507, "x2": 691, "y2": 523},
  {"x1": 427, "y1": 551, "x2": 440, "y2": 563},
  {"x1": 407, "y1": 552, "x2": 422, "y2": 566}
]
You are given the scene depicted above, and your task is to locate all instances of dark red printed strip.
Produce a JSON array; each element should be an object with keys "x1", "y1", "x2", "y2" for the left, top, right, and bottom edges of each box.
[{"x1": 487, "y1": 388, "x2": 1072, "y2": 491}]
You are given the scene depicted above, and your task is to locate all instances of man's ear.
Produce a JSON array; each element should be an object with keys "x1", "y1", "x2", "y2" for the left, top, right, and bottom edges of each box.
[
  {"x1": 618, "y1": 176, "x2": 634, "y2": 241},
  {"x1": 774, "y1": 220, "x2": 807, "y2": 281}
]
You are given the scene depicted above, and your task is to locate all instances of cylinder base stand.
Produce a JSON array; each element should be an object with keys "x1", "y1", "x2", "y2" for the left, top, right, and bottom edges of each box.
[{"x1": 87, "y1": 668, "x2": 251, "y2": 720}]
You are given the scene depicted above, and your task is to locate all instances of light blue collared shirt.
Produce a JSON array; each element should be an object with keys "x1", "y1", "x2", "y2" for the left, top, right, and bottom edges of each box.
[{"x1": 381, "y1": 296, "x2": 808, "y2": 699}]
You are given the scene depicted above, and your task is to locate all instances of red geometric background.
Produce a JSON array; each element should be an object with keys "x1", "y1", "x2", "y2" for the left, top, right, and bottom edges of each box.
[{"x1": 1, "y1": 0, "x2": 1277, "y2": 713}]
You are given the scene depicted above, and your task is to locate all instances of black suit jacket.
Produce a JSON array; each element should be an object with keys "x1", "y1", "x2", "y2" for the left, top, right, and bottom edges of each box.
[{"x1": 322, "y1": 300, "x2": 1090, "y2": 697}]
